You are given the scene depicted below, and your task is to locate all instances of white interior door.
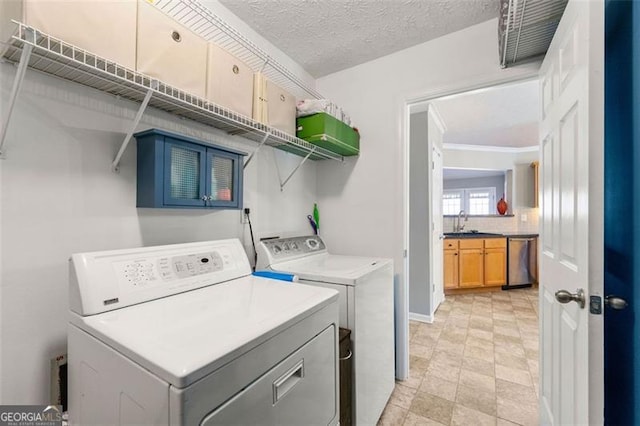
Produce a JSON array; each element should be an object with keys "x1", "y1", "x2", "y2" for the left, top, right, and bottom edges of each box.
[
  {"x1": 538, "y1": 0, "x2": 604, "y2": 424},
  {"x1": 431, "y1": 146, "x2": 444, "y2": 309}
]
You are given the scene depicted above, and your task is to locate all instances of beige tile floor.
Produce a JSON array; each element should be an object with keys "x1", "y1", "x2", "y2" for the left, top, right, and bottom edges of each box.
[{"x1": 379, "y1": 288, "x2": 539, "y2": 426}]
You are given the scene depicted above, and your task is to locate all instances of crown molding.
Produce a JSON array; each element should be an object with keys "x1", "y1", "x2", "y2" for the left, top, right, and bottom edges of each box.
[
  {"x1": 443, "y1": 143, "x2": 539, "y2": 153},
  {"x1": 427, "y1": 104, "x2": 448, "y2": 134}
]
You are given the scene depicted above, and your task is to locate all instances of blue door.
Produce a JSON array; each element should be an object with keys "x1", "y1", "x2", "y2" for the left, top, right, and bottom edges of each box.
[{"x1": 604, "y1": 1, "x2": 638, "y2": 423}]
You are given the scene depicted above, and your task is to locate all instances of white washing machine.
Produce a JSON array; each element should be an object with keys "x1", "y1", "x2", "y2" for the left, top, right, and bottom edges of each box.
[
  {"x1": 256, "y1": 236, "x2": 399, "y2": 426},
  {"x1": 68, "y1": 239, "x2": 339, "y2": 425}
]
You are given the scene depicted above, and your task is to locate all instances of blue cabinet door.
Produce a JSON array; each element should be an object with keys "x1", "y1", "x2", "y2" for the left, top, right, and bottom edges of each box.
[
  {"x1": 205, "y1": 148, "x2": 243, "y2": 209},
  {"x1": 163, "y1": 138, "x2": 207, "y2": 207}
]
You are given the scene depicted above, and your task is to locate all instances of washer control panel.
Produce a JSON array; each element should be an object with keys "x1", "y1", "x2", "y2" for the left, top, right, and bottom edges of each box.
[{"x1": 261, "y1": 236, "x2": 326, "y2": 260}]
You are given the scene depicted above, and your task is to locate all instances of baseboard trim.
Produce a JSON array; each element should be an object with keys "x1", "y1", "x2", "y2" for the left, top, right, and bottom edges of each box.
[{"x1": 409, "y1": 312, "x2": 434, "y2": 324}]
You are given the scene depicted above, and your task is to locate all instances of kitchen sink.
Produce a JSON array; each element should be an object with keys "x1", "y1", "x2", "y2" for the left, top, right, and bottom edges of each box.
[{"x1": 444, "y1": 232, "x2": 504, "y2": 238}]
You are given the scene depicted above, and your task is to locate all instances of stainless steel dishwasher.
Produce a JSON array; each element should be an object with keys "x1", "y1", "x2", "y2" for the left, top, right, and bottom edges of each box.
[{"x1": 502, "y1": 236, "x2": 538, "y2": 290}]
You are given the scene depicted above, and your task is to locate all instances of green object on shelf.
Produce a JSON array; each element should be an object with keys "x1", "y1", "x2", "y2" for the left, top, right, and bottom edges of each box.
[
  {"x1": 313, "y1": 203, "x2": 320, "y2": 232},
  {"x1": 296, "y1": 113, "x2": 360, "y2": 156}
]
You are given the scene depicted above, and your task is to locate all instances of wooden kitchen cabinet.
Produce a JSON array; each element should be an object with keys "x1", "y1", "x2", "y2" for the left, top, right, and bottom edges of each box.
[
  {"x1": 444, "y1": 247, "x2": 459, "y2": 289},
  {"x1": 444, "y1": 237, "x2": 507, "y2": 292},
  {"x1": 484, "y1": 238, "x2": 507, "y2": 286},
  {"x1": 459, "y1": 239, "x2": 484, "y2": 288},
  {"x1": 531, "y1": 161, "x2": 540, "y2": 208}
]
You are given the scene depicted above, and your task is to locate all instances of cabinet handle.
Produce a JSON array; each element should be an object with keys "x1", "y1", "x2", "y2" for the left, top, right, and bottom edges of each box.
[
  {"x1": 340, "y1": 349, "x2": 353, "y2": 361},
  {"x1": 454, "y1": 253, "x2": 458, "y2": 256}
]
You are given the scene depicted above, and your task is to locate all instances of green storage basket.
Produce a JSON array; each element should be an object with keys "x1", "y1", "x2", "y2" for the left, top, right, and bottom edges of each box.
[{"x1": 296, "y1": 112, "x2": 360, "y2": 156}]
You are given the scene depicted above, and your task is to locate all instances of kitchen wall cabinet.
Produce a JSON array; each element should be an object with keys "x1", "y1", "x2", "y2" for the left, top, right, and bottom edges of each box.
[
  {"x1": 531, "y1": 161, "x2": 540, "y2": 208},
  {"x1": 444, "y1": 237, "x2": 507, "y2": 291},
  {"x1": 136, "y1": 129, "x2": 245, "y2": 209}
]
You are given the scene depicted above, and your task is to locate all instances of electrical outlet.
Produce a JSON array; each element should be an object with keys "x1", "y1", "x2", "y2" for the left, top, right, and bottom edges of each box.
[
  {"x1": 521, "y1": 213, "x2": 528, "y2": 222},
  {"x1": 241, "y1": 207, "x2": 250, "y2": 224}
]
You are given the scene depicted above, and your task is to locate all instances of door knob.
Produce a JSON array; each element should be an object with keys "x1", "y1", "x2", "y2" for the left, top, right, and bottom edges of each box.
[
  {"x1": 605, "y1": 296, "x2": 628, "y2": 310},
  {"x1": 555, "y1": 289, "x2": 585, "y2": 309}
]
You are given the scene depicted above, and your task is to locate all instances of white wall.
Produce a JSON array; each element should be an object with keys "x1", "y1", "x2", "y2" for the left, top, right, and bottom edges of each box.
[
  {"x1": 443, "y1": 147, "x2": 539, "y2": 209},
  {"x1": 0, "y1": 53, "x2": 316, "y2": 407},
  {"x1": 316, "y1": 18, "x2": 539, "y2": 303},
  {"x1": 443, "y1": 147, "x2": 538, "y2": 169}
]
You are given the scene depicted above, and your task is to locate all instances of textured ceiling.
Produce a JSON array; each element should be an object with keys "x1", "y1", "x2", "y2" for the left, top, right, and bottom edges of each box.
[
  {"x1": 431, "y1": 80, "x2": 539, "y2": 148},
  {"x1": 216, "y1": 0, "x2": 500, "y2": 77}
]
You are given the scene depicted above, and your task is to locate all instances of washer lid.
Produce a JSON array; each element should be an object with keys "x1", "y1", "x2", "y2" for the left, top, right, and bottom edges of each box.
[
  {"x1": 70, "y1": 276, "x2": 338, "y2": 388},
  {"x1": 271, "y1": 253, "x2": 392, "y2": 285}
]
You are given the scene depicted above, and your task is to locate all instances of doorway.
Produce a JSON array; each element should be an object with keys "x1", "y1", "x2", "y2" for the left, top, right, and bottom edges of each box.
[
  {"x1": 398, "y1": 78, "x2": 542, "y2": 423},
  {"x1": 406, "y1": 78, "x2": 540, "y2": 321}
]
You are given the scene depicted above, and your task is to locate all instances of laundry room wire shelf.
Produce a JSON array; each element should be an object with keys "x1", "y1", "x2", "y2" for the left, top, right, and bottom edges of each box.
[
  {"x1": 0, "y1": 22, "x2": 343, "y2": 163},
  {"x1": 153, "y1": 0, "x2": 323, "y2": 101}
]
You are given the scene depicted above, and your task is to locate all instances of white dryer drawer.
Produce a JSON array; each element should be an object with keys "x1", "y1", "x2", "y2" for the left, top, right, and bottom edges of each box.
[
  {"x1": 136, "y1": 0, "x2": 207, "y2": 97},
  {"x1": 201, "y1": 325, "x2": 337, "y2": 426},
  {"x1": 1, "y1": 0, "x2": 137, "y2": 69}
]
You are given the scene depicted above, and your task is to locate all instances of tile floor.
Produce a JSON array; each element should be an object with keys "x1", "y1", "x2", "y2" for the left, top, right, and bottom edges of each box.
[{"x1": 379, "y1": 288, "x2": 539, "y2": 426}]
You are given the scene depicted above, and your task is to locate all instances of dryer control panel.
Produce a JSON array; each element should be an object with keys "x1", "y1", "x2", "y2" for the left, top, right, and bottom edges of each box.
[
  {"x1": 114, "y1": 249, "x2": 231, "y2": 289},
  {"x1": 257, "y1": 236, "x2": 326, "y2": 269},
  {"x1": 70, "y1": 239, "x2": 251, "y2": 316}
]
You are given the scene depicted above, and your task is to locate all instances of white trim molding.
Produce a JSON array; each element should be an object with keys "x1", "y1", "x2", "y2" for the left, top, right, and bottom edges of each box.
[
  {"x1": 443, "y1": 143, "x2": 539, "y2": 153},
  {"x1": 427, "y1": 104, "x2": 448, "y2": 134},
  {"x1": 409, "y1": 312, "x2": 434, "y2": 324}
]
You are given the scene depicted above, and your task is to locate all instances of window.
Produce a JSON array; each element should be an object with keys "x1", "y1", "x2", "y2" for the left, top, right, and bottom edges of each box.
[
  {"x1": 443, "y1": 187, "x2": 497, "y2": 215},
  {"x1": 443, "y1": 191, "x2": 463, "y2": 215}
]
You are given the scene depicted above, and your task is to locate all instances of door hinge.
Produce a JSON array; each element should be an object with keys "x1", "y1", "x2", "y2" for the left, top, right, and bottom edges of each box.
[
  {"x1": 589, "y1": 295, "x2": 602, "y2": 315},
  {"x1": 432, "y1": 161, "x2": 435, "y2": 170},
  {"x1": 403, "y1": 249, "x2": 407, "y2": 258}
]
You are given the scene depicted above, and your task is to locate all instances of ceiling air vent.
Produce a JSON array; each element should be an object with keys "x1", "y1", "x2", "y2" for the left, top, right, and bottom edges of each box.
[{"x1": 499, "y1": 0, "x2": 568, "y2": 68}]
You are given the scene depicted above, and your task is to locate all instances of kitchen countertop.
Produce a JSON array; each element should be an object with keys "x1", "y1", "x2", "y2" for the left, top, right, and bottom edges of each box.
[{"x1": 444, "y1": 232, "x2": 539, "y2": 239}]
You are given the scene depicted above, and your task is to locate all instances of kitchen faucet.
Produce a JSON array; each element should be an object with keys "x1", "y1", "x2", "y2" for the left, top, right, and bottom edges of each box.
[{"x1": 455, "y1": 210, "x2": 468, "y2": 232}]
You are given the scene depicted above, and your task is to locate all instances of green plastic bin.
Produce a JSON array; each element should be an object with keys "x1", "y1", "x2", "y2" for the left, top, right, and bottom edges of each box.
[{"x1": 296, "y1": 112, "x2": 360, "y2": 156}]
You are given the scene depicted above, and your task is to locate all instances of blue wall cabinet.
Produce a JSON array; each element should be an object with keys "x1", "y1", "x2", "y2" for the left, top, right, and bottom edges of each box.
[{"x1": 135, "y1": 129, "x2": 245, "y2": 209}]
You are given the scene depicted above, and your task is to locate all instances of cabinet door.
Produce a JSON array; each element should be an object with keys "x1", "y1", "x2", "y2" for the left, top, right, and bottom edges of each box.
[
  {"x1": 484, "y1": 247, "x2": 507, "y2": 286},
  {"x1": 459, "y1": 249, "x2": 484, "y2": 288},
  {"x1": 205, "y1": 148, "x2": 242, "y2": 209},
  {"x1": 163, "y1": 138, "x2": 207, "y2": 207},
  {"x1": 443, "y1": 249, "x2": 459, "y2": 289}
]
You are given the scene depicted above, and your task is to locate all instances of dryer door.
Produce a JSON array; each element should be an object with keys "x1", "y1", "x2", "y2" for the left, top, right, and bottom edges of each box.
[{"x1": 200, "y1": 325, "x2": 337, "y2": 425}]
